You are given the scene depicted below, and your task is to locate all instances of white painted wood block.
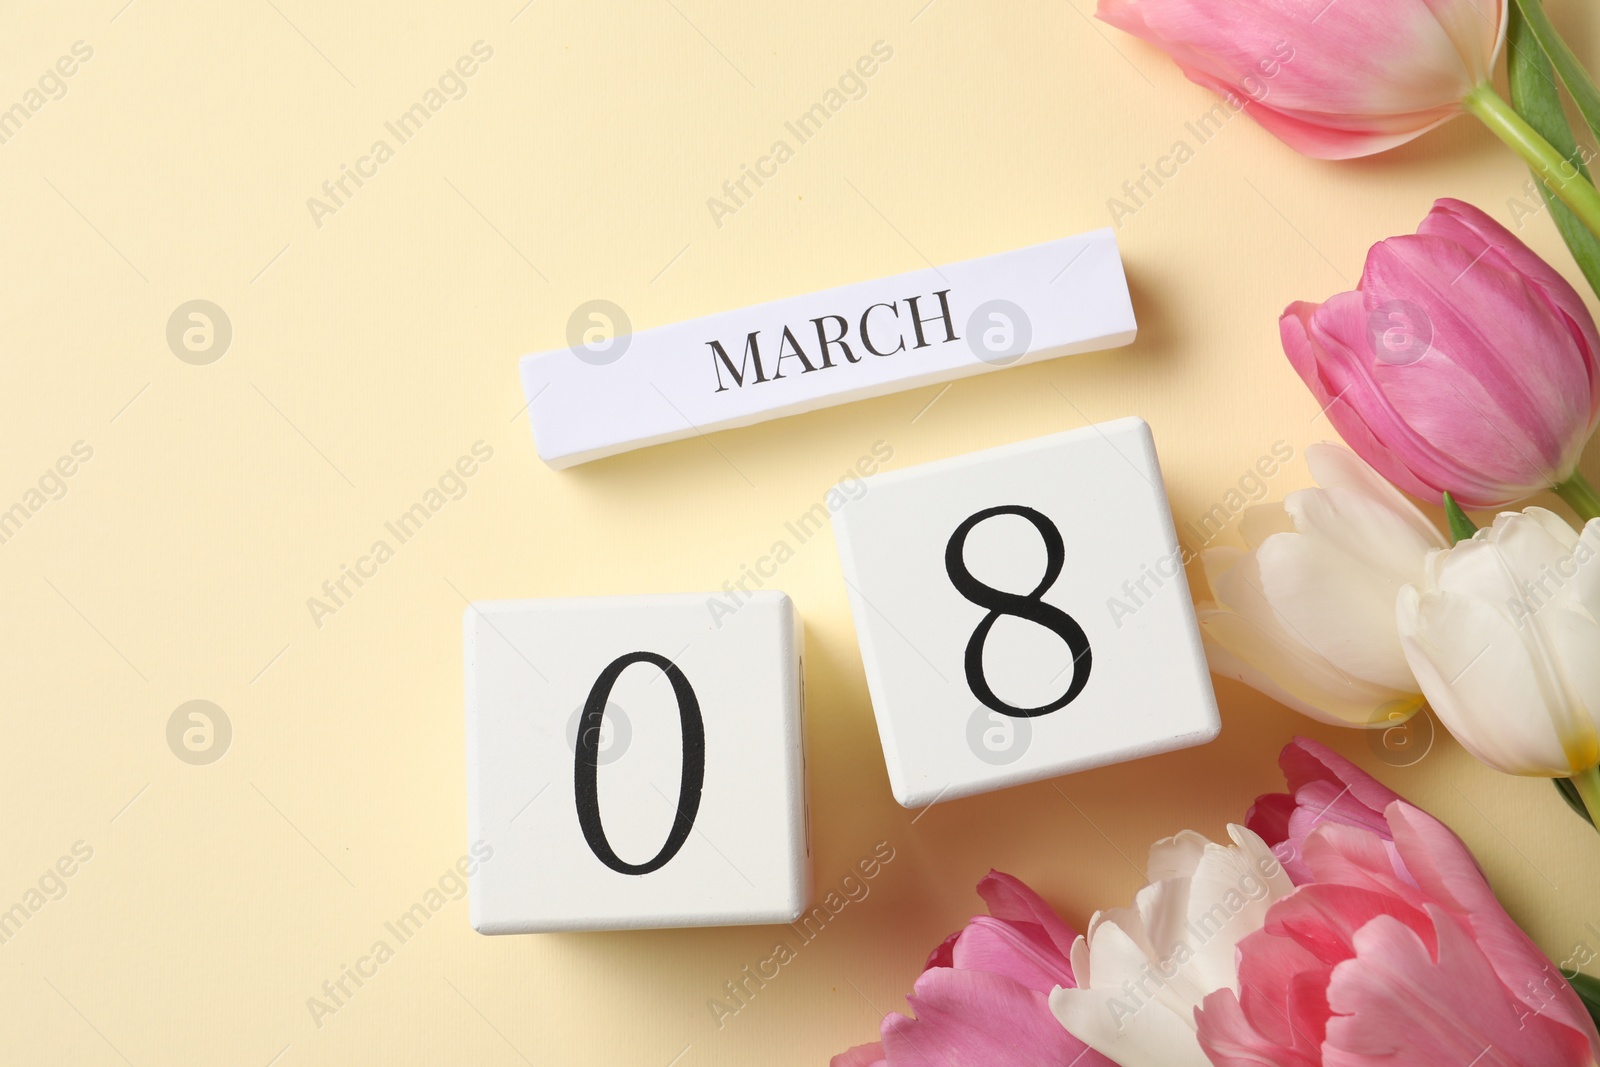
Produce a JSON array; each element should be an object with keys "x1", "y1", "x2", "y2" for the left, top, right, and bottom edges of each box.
[
  {"x1": 831, "y1": 418, "x2": 1219, "y2": 807},
  {"x1": 521, "y1": 230, "x2": 1135, "y2": 468},
  {"x1": 464, "y1": 591, "x2": 809, "y2": 933}
]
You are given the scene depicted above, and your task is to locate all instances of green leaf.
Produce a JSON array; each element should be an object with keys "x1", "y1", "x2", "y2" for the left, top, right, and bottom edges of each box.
[
  {"x1": 1508, "y1": 0, "x2": 1600, "y2": 296},
  {"x1": 1556, "y1": 776, "x2": 1596, "y2": 827},
  {"x1": 1442, "y1": 492, "x2": 1478, "y2": 543},
  {"x1": 1514, "y1": 0, "x2": 1600, "y2": 147},
  {"x1": 1569, "y1": 970, "x2": 1600, "y2": 1033}
]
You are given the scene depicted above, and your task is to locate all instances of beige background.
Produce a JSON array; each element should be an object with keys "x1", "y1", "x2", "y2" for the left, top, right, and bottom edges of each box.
[{"x1": 3, "y1": 1, "x2": 1599, "y2": 1063}]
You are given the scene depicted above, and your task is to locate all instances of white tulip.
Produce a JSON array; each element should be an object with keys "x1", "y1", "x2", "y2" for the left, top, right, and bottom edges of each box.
[
  {"x1": 1049, "y1": 825, "x2": 1291, "y2": 1067},
  {"x1": 1197, "y1": 442, "x2": 1446, "y2": 727},
  {"x1": 1397, "y1": 508, "x2": 1600, "y2": 777}
]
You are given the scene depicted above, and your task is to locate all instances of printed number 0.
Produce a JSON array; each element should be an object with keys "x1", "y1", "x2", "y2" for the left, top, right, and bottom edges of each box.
[
  {"x1": 573, "y1": 651, "x2": 706, "y2": 875},
  {"x1": 945, "y1": 505, "x2": 1092, "y2": 718}
]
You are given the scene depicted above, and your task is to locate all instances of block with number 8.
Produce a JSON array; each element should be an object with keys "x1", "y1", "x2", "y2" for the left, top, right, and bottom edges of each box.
[
  {"x1": 831, "y1": 417, "x2": 1219, "y2": 807},
  {"x1": 464, "y1": 592, "x2": 809, "y2": 932}
]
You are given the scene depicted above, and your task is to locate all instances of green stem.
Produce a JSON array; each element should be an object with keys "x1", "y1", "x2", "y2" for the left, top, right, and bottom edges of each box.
[
  {"x1": 1570, "y1": 765, "x2": 1600, "y2": 833},
  {"x1": 1464, "y1": 83, "x2": 1600, "y2": 241},
  {"x1": 1555, "y1": 470, "x2": 1600, "y2": 522},
  {"x1": 1513, "y1": 0, "x2": 1600, "y2": 147}
]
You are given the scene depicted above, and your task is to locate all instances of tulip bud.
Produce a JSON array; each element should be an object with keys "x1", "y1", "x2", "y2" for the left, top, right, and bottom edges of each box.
[{"x1": 1282, "y1": 199, "x2": 1600, "y2": 510}]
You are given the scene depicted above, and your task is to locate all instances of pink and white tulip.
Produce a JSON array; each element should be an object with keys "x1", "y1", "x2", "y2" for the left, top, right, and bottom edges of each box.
[
  {"x1": 1096, "y1": 0, "x2": 1506, "y2": 159},
  {"x1": 1282, "y1": 199, "x2": 1600, "y2": 509}
]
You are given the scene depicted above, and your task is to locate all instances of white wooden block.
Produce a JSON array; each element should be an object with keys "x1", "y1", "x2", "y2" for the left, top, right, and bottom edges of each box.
[
  {"x1": 831, "y1": 417, "x2": 1219, "y2": 807},
  {"x1": 464, "y1": 592, "x2": 809, "y2": 933},
  {"x1": 521, "y1": 230, "x2": 1135, "y2": 468}
]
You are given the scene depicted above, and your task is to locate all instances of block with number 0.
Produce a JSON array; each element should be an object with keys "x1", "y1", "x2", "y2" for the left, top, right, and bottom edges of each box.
[
  {"x1": 464, "y1": 592, "x2": 810, "y2": 932},
  {"x1": 831, "y1": 417, "x2": 1219, "y2": 807}
]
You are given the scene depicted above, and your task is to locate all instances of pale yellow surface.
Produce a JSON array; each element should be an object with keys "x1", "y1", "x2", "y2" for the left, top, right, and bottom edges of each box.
[{"x1": 4, "y1": 1, "x2": 1600, "y2": 1064}]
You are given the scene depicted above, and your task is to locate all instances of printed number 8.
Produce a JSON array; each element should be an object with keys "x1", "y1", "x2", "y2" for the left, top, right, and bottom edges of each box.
[{"x1": 945, "y1": 505, "x2": 1092, "y2": 718}]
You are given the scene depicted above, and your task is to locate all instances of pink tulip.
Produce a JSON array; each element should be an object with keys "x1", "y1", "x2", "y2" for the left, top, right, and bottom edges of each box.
[
  {"x1": 1096, "y1": 0, "x2": 1505, "y2": 159},
  {"x1": 1282, "y1": 198, "x2": 1600, "y2": 509},
  {"x1": 1196, "y1": 801, "x2": 1600, "y2": 1065},
  {"x1": 831, "y1": 872, "x2": 1114, "y2": 1067},
  {"x1": 1247, "y1": 737, "x2": 1402, "y2": 884}
]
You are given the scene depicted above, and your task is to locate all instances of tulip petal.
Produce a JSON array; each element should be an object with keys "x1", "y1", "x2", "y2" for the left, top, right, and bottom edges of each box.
[
  {"x1": 1474, "y1": 507, "x2": 1582, "y2": 591},
  {"x1": 1077, "y1": 916, "x2": 1207, "y2": 1022},
  {"x1": 1199, "y1": 596, "x2": 1415, "y2": 726},
  {"x1": 1145, "y1": 827, "x2": 1209, "y2": 884},
  {"x1": 1295, "y1": 285, "x2": 1548, "y2": 507},
  {"x1": 1196, "y1": 611, "x2": 1329, "y2": 724},
  {"x1": 1212, "y1": 83, "x2": 1458, "y2": 158},
  {"x1": 1386, "y1": 801, "x2": 1600, "y2": 1057},
  {"x1": 1278, "y1": 737, "x2": 1404, "y2": 829},
  {"x1": 1420, "y1": 0, "x2": 1507, "y2": 83},
  {"x1": 1302, "y1": 442, "x2": 1447, "y2": 550},
  {"x1": 1398, "y1": 582, "x2": 1578, "y2": 774},
  {"x1": 1203, "y1": 529, "x2": 1420, "y2": 723},
  {"x1": 1260, "y1": 447, "x2": 1452, "y2": 687},
  {"x1": 1245, "y1": 791, "x2": 1296, "y2": 853},
  {"x1": 1362, "y1": 233, "x2": 1593, "y2": 488},
  {"x1": 1096, "y1": 0, "x2": 1502, "y2": 158},
  {"x1": 1532, "y1": 602, "x2": 1600, "y2": 770},
  {"x1": 1280, "y1": 470, "x2": 1444, "y2": 579},
  {"x1": 1238, "y1": 930, "x2": 1333, "y2": 1054},
  {"x1": 924, "y1": 930, "x2": 959, "y2": 971},
  {"x1": 1197, "y1": 986, "x2": 1322, "y2": 1067},
  {"x1": 1050, "y1": 980, "x2": 1213, "y2": 1067},
  {"x1": 831, "y1": 1042, "x2": 887, "y2": 1067},
  {"x1": 1265, "y1": 883, "x2": 1433, "y2": 966},
  {"x1": 1283, "y1": 781, "x2": 1393, "y2": 862},
  {"x1": 1182, "y1": 828, "x2": 1294, "y2": 993},
  {"x1": 1567, "y1": 519, "x2": 1600, "y2": 619},
  {"x1": 1197, "y1": 926, "x2": 1331, "y2": 1065},
  {"x1": 975, "y1": 870, "x2": 1081, "y2": 963},
  {"x1": 887, "y1": 967, "x2": 1110, "y2": 1067},
  {"x1": 1422, "y1": 199, "x2": 1600, "y2": 427},
  {"x1": 1322, "y1": 908, "x2": 1596, "y2": 1067},
  {"x1": 1255, "y1": 523, "x2": 1419, "y2": 690},
  {"x1": 1282, "y1": 298, "x2": 1450, "y2": 504},
  {"x1": 1248, "y1": 738, "x2": 1407, "y2": 883},
  {"x1": 951, "y1": 916, "x2": 1075, "y2": 995},
  {"x1": 1299, "y1": 821, "x2": 1418, "y2": 902},
  {"x1": 833, "y1": 870, "x2": 1109, "y2": 1067},
  {"x1": 1521, "y1": 504, "x2": 1588, "y2": 550}
]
